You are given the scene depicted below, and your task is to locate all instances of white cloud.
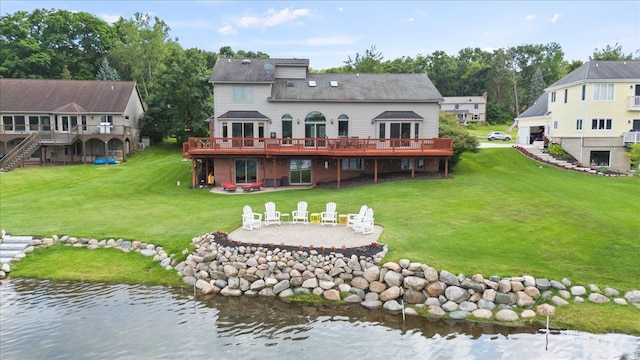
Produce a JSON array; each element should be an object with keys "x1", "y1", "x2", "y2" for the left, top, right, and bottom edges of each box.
[
  {"x1": 550, "y1": 13, "x2": 561, "y2": 23},
  {"x1": 218, "y1": 24, "x2": 237, "y2": 35},
  {"x1": 405, "y1": 17, "x2": 415, "y2": 23},
  {"x1": 525, "y1": 14, "x2": 536, "y2": 21},
  {"x1": 100, "y1": 13, "x2": 121, "y2": 24},
  {"x1": 338, "y1": 7, "x2": 344, "y2": 12},
  {"x1": 237, "y1": 8, "x2": 310, "y2": 28}
]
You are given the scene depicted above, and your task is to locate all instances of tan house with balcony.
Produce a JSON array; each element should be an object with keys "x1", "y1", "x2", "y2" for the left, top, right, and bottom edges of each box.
[
  {"x1": 0, "y1": 79, "x2": 144, "y2": 171},
  {"x1": 515, "y1": 60, "x2": 640, "y2": 173},
  {"x1": 183, "y1": 58, "x2": 453, "y2": 189}
]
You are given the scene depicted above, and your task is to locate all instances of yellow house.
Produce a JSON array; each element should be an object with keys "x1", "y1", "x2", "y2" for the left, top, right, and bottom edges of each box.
[{"x1": 515, "y1": 60, "x2": 640, "y2": 173}]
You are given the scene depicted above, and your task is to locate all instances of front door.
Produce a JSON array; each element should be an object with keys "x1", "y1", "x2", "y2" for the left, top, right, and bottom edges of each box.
[{"x1": 289, "y1": 159, "x2": 312, "y2": 185}]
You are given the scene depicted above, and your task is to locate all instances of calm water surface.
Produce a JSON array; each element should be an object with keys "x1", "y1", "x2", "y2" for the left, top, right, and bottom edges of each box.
[{"x1": 1, "y1": 278, "x2": 638, "y2": 359}]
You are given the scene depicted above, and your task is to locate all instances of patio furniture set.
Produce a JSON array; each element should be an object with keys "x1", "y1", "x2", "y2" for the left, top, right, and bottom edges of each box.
[{"x1": 242, "y1": 202, "x2": 375, "y2": 234}]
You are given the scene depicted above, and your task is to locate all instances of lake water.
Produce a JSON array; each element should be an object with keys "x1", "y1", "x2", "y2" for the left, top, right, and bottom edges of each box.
[{"x1": 1, "y1": 278, "x2": 638, "y2": 359}]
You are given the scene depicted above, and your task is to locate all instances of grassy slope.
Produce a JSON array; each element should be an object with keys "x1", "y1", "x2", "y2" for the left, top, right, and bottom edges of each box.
[{"x1": 1, "y1": 144, "x2": 639, "y2": 333}]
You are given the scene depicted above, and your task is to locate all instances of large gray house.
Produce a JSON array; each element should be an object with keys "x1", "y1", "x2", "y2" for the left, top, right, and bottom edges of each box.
[
  {"x1": 0, "y1": 79, "x2": 145, "y2": 170},
  {"x1": 183, "y1": 58, "x2": 453, "y2": 189}
]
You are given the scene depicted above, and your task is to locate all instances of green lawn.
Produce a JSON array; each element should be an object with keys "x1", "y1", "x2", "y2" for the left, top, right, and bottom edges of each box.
[
  {"x1": 1, "y1": 144, "x2": 639, "y2": 334},
  {"x1": 465, "y1": 123, "x2": 517, "y2": 144}
]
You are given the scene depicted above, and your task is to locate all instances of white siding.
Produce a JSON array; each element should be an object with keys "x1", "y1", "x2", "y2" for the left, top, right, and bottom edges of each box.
[{"x1": 275, "y1": 66, "x2": 306, "y2": 79}]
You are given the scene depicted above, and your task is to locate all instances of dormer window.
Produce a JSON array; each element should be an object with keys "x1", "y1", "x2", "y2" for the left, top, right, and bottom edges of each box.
[
  {"x1": 308, "y1": 80, "x2": 316, "y2": 87},
  {"x1": 330, "y1": 80, "x2": 338, "y2": 87}
]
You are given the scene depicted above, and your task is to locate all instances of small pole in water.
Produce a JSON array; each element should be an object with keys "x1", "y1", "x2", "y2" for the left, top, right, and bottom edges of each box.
[
  {"x1": 401, "y1": 299, "x2": 405, "y2": 322},
  {"x1": 545, "y1": 315, "x2": 549, "y2": 351}
]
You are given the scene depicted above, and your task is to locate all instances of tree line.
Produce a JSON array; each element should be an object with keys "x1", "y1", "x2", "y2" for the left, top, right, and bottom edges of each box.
[{"x1": 1, "y1": 9, "x2": 637, "y2": 144}]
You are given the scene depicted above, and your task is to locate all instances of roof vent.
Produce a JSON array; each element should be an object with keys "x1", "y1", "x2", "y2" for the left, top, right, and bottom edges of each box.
[
  {"x1": 330, "y1": 80, "x2": 338, "y2": 87},
  {"x1": 308, "y1": 80, "x2": 317, "y2": 87},
  {"x1": 242, "y1": 59, "x2": 251, "y2": 65}
]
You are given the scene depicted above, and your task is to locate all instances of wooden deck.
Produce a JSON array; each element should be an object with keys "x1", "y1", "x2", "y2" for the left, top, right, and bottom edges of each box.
[{"x1": 184, "y1": 137, "x2": 453, "y2": 158}]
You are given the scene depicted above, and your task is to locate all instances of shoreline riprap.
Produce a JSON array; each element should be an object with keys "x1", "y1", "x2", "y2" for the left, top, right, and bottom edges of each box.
[{"x1": 2, "y1": 232, "x2": 639, "y2": 325}]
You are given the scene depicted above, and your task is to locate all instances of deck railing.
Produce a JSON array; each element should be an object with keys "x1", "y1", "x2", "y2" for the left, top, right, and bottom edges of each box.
[{"x1": 184, "y1": 137, "x2": 453, "y2": 156}]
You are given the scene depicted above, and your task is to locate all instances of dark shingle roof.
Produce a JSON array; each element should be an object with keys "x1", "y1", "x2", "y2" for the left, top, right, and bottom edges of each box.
[
  {"x1": 210, "y1": 58, "x2": 309, "y2": 83},
  {"x1": 516, "y1": 93, "x2": 548, "y2": 119},
  {"x1": 271, "y1": 73, "x2": 442, "y2": 102},
  {"x1": 218, "y1": 111, "x2": 269, "y2": 119},
  {"x1": 374, "y1": 111, "x2": 424, "y2": 120},
  {"x1": 548, "y1": 60, "x2": 640, "y2": 88},
  {"x1": 0, "y1": 79, "x2": 140, "y2": 113}
]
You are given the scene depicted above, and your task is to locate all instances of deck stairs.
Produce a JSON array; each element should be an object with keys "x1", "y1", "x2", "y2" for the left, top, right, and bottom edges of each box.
[
  {"x1": 0, "y1": 133, "x2": 40, "y2": 172},
  {"x1": 0, "y1": 231, "x2": 35, "y2": 264}
]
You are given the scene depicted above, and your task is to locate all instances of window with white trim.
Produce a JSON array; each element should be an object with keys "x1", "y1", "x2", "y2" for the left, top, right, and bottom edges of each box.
[
  {"x1": 553, "y1": 121, "x2": 558, "y2": 130},
  {"x1": 591, "y1": 118, "x2": 612, "y2": 130},
  {"x1": 550, "y1": 91, "x2": 556, "y2": 103},
  {"x1": 576, "y1": 119, "x2": 582, "y2": 131},
  {"x1": 590, "y1": 151, "x2": 610, "y2": 167},
  {"x1": 592, "y1": 84, "x2": 614, "y2": 101},
  {"x1": 563, "y1": 89, "x2": 568, "y2": 103}
]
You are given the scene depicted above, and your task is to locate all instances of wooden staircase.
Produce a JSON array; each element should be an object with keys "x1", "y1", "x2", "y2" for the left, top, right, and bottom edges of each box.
[{"x1": 0, "y1": 133, "x2": 40, "y2": 172}]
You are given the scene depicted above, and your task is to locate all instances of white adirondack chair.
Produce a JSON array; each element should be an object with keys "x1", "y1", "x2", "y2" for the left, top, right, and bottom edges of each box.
[
  {"x1": 347, "y1": 205, "x2": 368, "y2": 229},
  {"x1": 292, "y1": 201, "x2": 309, "y2": 224},
  {"x1": 263, "y1": 201, "x2": 281, "y2": 226},
  {"x1": 320, "y1": 202, "x2": 338, "y2": 226},
  {"x1": 353, "y1": 208, "x2": 374, "y2": 234},
  {"x1": 242, "y1": 205, "x2": 262, "y2": 231}
]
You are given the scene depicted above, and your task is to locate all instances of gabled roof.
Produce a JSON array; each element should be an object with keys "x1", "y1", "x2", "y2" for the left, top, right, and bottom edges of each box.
[
  {"x1": 271, "y1": 73, "x2": 442, "y2": 102},
  {"x1": 0, "y1": 79, "x2": 141, "y2": 114},
  {"x1": 218, "y1": 110, "x2": 269, "y2": 120},
  {"x1": 374, "y1": 111, "x2": 424, "y2": 120},
  {"x1": 210, "y1": 58, "x2": 309, "y2": 83},
  {"x1": 548, "y1": 60, "x2": 640, "y2": 89},
  {"x1": 442, "y1": 96, "x2": 486, "y2": 104},
  {"x1": 516, "y1": 93, "x2": 548, "y2": 119}
]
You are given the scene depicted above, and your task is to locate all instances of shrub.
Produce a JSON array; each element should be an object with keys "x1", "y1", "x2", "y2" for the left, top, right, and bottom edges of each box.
[{"x1": 547, "y1": 144, "x2": 565, "y2": 157}]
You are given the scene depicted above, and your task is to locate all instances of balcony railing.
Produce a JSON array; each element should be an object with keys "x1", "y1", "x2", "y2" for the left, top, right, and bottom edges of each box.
[
  {"x1": 628, "y1": 96, "x2": 640, "y2": 111},
  {"x1": 623, "y1": 131, "x2": 640, "y2": 144},
  {"x1": 0, "y1": 124, "x2": 137, "y2": 136},
  {"x1": 184, "y1": 137, "x2": 453, "y2": 157}
]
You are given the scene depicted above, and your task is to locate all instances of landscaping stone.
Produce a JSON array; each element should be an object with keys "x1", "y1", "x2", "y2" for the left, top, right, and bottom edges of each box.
[{"x1": 12, "y1": 231, "x2": 639, "y2": 330}]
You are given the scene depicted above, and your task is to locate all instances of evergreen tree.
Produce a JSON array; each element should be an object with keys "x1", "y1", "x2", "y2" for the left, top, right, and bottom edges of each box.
[
  {"x1": 95, "y1": 57, "x2": 120, "y2": 80},
  {"x1": 527, "y1": 68, "x2": 545, "y2": 107}
]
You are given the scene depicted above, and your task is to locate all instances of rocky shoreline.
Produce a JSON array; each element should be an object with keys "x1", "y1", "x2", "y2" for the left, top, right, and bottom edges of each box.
[{"x1": 2, "y1": 232, "x2": 639, "y2": 325}]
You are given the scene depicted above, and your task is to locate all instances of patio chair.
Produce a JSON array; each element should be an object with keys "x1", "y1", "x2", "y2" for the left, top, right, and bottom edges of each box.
[
  {"x1": 320, "y1": 202, "x2": 338, "y2": 226},
  {"x1": 242, "y1": 205, "x2": 262, "y2": 231},
  {"x1": 292, "y1": 201, "x2": 309, "y2": 224},
  {"x1": 347, "y1": 205, "x2": 368, "y2": 229},
  {"x1": 353, "y1": 208, "x2": 374, "y2": 235},
  {"x1": 263, "y1": 201, "x2": 281, "y2": 226}
]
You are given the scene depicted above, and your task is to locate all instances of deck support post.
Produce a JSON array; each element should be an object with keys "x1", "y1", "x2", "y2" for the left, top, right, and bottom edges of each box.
[
  {"x1": 444, "y1": 157, "x2": 449, "y2": 178},
  {"x1": 337, "y1": 159, "x2": 341, "y2": 190},
  {"x1": 374, "y1": 159, "x2": 378, "y2": 183},
  {"x1": 272, "y1": 158, "x2": 277, "y2": 189},
  {"x1": 191, "y1": 159, "x2": 197, "y2": 188}
]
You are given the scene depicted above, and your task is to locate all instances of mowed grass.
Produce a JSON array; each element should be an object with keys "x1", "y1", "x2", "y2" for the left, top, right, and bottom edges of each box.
[
  {"x1": 1, "y1": 144, "x2": 639, "y2": 333},
  {"x1": 465, "y1": 124, "x2": 516, "y2": 144}
]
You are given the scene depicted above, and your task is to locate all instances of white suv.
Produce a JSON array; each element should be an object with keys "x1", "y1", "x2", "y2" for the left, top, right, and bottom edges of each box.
[{"x1": 487, "y1": 131, "x2": 512, "y2": 141}]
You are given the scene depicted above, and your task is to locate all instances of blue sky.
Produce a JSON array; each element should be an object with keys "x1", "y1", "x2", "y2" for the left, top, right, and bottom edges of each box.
[{"x1": 2, "y1": 1, "x2": 639, "y2": 70}]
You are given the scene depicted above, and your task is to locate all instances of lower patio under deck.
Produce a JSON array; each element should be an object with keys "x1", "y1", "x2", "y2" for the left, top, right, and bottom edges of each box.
[{"x1": 184, "y1": 136, "x2": 454, "y2": 189}]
